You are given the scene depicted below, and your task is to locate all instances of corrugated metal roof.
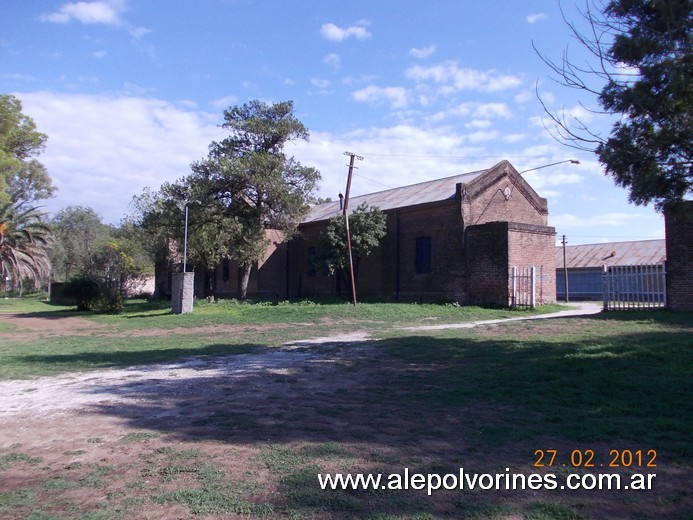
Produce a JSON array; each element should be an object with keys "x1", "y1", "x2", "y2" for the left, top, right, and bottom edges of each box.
[
  {"x1": 556, "y1": 239, "x2": 666, "y2": 268},
  {"x1": 302, "y1": 167, "x2": 488, "y2": 223}
]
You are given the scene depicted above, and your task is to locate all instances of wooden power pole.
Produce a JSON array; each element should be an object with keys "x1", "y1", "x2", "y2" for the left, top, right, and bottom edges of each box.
[{"x1": 343, "y1": 151, "x2": 363, "y2": 305}]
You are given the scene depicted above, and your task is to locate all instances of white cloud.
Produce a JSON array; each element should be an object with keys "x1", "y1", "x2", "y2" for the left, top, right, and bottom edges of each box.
[
  {"x1": 41, "y1": 1, "x2": 124, "y2": 25},
  {"x1": 40, "y1": 1, "x2": 151, "y2": 40},
  {"x1": 406, "y1": 62, "x2": 522, "y2": 92},
  {"x1": 551, "y1": 212, "x2": 647, "y2": 228},
  {"x1": 92, "y1": 50, "x2": 107, "y2": 59},
  {"x1": 514, "y1": 90, "x2": 533, "y2": 104},
  {"x1": 466, "y1": 130, "x2": 499, "y2": 143},
  {"x1": 17, "y1": 91, "x2": 223, "y2": 223},
  {"x1": 503, "y1": 133, "x2": 526, "y2": 143},
  {"x1": 289, "y1": 125, "x2": 490, "y2": 200},
  {"x1": 409, "y1": 45, "x2": 436, "y2": 59},
  {"x1": 352, "y1": 85, "x2": 409, "y2": 109},
  {"x1": 465, "y1": 120, "x2": 492, "y2": 129},
  {"x1": 474, "y1": 102, "x2": 512, "y2": 119},
  {"x1": 526, "y1": 13, "x2": 548, "y2": 24},
  {"x1": 210, "y1": 96, "x2": 238, "y2": 109},
  {"x1": 320, "y1": 21, "x2": 371, "y2": 42},
  {"x1": 311, "y1": 78, "x2": 331, "y2": 90},
  {"x1": 323, "y1": 53, "x2": 340, "y2": 67},
  {"x1": 430, "y1": 102, "x2": 512, "y2": 122}
]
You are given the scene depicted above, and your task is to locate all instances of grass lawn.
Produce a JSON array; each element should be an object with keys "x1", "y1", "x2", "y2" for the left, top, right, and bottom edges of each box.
[
  {"x1": 0, "y1": 297, "x2": 564, "y2": 379},
  {"x1": 0, "y1": 297, "x2": 690, "y2": 519}
]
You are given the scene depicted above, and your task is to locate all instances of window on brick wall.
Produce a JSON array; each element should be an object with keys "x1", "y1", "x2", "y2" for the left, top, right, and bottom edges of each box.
[{"x1": 415, "y1": 236, "x2": 432, "y2": 273}]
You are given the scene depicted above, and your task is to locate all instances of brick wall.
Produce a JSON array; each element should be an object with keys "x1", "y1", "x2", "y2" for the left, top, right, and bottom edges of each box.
[
  {"x1": 289, "y1": 200, "x2": 467, "y2": 302},
  {"x1": 463, "y1": 163, "x2": 548, "y2": 228},
  {"x1": 465, "y1": 222, "x2": 510, "y2": 306},
  {"x1": 507, "y1": 223, "x2": 557, "y2": 305},
  {"x1": 665, "y1": 201, "x2": 693, "y2": 311},
  {"x1": 464, "y1": 221, "x2": 556, "y2": 306}
]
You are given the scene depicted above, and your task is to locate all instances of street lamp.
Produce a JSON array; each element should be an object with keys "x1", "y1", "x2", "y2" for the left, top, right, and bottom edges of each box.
[
  {"x1": 519, "y1": 159, "x2": 580, "y2": 174},
  {"x1": 518, "y1": 159, "x2": 580, "y2": 303}
]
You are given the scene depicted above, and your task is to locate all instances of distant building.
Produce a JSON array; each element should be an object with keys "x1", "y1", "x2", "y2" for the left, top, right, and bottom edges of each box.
[{"x1": 556, "y1": 239, "x2": 666, "y2": 301}]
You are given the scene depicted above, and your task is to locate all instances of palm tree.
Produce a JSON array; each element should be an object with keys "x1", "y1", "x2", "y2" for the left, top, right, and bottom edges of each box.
[{"x1": 0, "y1": 198, "x2": 52, "y2": 292}]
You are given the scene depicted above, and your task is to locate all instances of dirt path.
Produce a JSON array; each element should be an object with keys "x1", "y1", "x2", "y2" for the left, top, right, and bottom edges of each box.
[
  {"x1": 0, "y1": 305, "x2": 688, "y2": 520},
  {"x1": 0, "y1": 305, "x2": 600, "y2": 420}
]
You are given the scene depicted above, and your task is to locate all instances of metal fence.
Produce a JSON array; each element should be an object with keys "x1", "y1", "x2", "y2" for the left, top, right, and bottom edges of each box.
[
  {"x1": 602, "y1": 264, "x2": 666, "y2": 310},
  {"x1": 511, "y1": 266, "x2": 536, "y2": 309}
]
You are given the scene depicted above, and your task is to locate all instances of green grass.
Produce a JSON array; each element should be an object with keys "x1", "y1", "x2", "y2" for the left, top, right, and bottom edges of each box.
[
  {"x1": 0, "y1": 297, "x2": 567, "y2": 380},
  {"x1": 382, "y1": 311, "x2": 693, "y2": 461},
  {"x1": 1, "y1": 296, "x2": 691, "y2": 519}
]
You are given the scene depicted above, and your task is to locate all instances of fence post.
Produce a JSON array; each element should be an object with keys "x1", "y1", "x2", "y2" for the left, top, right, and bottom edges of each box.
[
  {"x1": 530, "y1": 266, "x2": 536, "y2": 308},
  {"x1": 602, "y1": 265, "x2": 608, "y2": 311},
  {"x1": 511, "y1": 266, "x2": 517, "y2": 307}
]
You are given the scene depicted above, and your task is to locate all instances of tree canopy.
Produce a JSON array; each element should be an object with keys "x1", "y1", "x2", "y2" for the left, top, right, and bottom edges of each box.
[
  {"x1": 317, "y1": 202, "x2": 387, "y2": 293},
  {"x1": 0, "y1": 94, "x2": 55, "y2": 204},
  {"x1": 49, "y1": 206, "x2": 154, "y2": 312},
  {"x1": 538, "y1": 0, "x2": 692, "y2": 211},
  {"x1": 0, "y1": 94, "x2": 54, "y2": 290},
  {"x1": 134, "y1": 100, "x2": 320, "y2": 299}
]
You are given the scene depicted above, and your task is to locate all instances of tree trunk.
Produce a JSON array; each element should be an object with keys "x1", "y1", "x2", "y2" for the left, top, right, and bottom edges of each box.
[{"x1": 239, "y1": 263, "x2": 252, "y2": 300}]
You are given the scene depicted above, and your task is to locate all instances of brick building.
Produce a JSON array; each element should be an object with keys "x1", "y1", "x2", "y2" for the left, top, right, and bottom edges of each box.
[{"x1": 179, "y1": 160, "x2": 556, "y2": 306}]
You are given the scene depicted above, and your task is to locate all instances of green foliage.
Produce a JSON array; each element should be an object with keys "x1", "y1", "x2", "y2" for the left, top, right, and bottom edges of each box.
[
  {"x1": 61, "y1": 275, "x2": 100, "y2": 311},
  {"x1": 50, "y1": 207, "x2": 154, "y2": 313},
  {"x1": 48, "y1": 206, "x2": 111, "y2": 282},
  {"x1": 133, "y1": 100, "x2": 320, "y2": 299},
  {"x1": 0, "y1": 198, "x2": 52, "y2": 288},
  {"x1": 317, "y1": 202, "x2": 387, "y2": 282},
  {"x1": 0, "y1": 95, "x2": 55, "y2": 204},
  {"x1": 596, "y1": 0, "x2": 692, "y2": 210},
  {"x1": 541, "y1": 0, "x2": 692, "y2": 210}
]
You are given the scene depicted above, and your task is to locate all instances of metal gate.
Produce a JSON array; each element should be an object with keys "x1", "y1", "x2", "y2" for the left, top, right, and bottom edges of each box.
[
  {"x1": 602, "y1": 264, "x2": 666, "y2": 310},
  {"x1": 511, "y1": 266, "x2": 536, "y2": 309}
]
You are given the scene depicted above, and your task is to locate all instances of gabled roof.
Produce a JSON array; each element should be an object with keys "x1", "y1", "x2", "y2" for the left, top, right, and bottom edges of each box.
[
  {"x1": 556, "y1": 239, "x2": 666, "y2": 269},
  {"x1": 302, "y1": 160, "x2": 510, "y2": 224}
]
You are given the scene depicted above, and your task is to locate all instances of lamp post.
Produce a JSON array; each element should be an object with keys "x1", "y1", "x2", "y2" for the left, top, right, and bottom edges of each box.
[
  {"x1": 519, "y1": 159, "x2": 580, "y2": 174},
  {"x1": 518, "y1": 159, "x2": 579, "y2": 304}
]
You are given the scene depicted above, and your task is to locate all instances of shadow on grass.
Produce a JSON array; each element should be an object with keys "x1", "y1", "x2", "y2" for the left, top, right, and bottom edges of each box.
[
  {"x1": 13, "y1": 343, "x2": 262, "y2": 373},
  {"x1": 10, "y1": 313, "x2": 693, "y2": 518}
]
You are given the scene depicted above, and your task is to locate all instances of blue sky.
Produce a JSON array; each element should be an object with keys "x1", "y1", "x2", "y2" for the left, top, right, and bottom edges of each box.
[{"x1": 2, "y1": 0, "x2": 665, "y2": 244}]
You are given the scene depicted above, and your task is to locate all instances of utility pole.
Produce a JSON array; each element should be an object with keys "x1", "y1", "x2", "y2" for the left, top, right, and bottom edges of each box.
[
  {"x1": 562, "y1": 235, "x2": 569, "y2": 303},
  {"x1": 343, "y1": 151, "x2": 363, "y2": 305}
]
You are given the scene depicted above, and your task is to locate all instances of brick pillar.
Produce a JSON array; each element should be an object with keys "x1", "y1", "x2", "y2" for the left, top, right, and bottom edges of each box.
[{"x1": 665, "y1": 201, "x2": 693, "y2": 311}]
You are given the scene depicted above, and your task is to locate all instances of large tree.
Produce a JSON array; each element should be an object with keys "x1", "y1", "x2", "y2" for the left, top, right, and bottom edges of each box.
[
  {"x1": 49, "y1": 206, "x2": 111, "y2": 281},
  {"x1": 50, "y1": 206, "x2": 153, "y2": 312},
  {"x1": 137, "y1": 100, "x2": 320, "y2": 300},
  {"x1": 206, "y1": 100, "x2": 320, "y2": 298},
  {"x1": 537, "y1": 0, "x2": 692, "y2": 211},
  {"x1": 0, "y1": 95, "x2": 55, "y2": 204}
]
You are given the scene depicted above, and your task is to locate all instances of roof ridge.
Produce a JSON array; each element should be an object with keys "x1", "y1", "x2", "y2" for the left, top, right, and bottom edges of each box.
[{"x1": 312, "y1": 166, "x2": 490, "y2": 206}]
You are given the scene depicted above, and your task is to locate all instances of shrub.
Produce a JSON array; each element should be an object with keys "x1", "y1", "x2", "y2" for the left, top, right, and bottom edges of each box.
[{"x1": 61, "y1": 276, "x2": 101, "y2": 311}]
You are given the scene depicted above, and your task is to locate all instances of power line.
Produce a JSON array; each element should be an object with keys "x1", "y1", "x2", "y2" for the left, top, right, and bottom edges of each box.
[{"x1": 352, "y1": 172, "x2": 397, "y2": 190}]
